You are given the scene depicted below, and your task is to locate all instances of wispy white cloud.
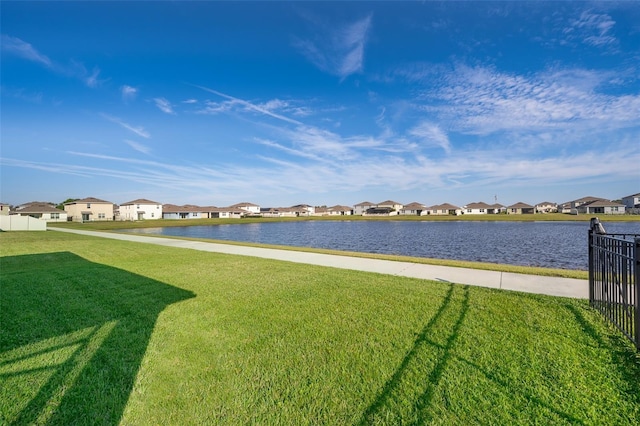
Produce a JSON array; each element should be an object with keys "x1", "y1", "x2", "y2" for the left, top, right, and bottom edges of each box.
[
  {"x1": 1, "y1": 34, "x2": 102, "y2": 88},
  {"x1": 293, "y1": 14, "x2": 372, "y2": 79},
  {"x1": 1, "y1": 34, "x2": 52, "y2": 67},
  {"x1": 565, "y1": 10, "x2": 617, "y2": 47},
  {"x1": 408, "y1": 122, "x2": 451, "y2": 153},
  {"x1": 182, "y1": 98, "x2": 198, "y2": 104},
  {"x1": 194, "y1": 85, "x2": 303, "y2": 125},
  {"x1": 419, "y1": 65, "x2": 640, "y2": 137},
  {"x1": 101, "y1": 113, "x2": 151, "y2": 138},
  {"x1": 121, "y1": 85, "x2": 138, "y2": 102},
  {"x1": 124, "y1": 139, "x2": 152, "y2": 155},
  {"x1": 84, "y1": 67, "x2": 101, "y2": 88},
  {"x1": 153, "y1": 97, "x2": 176, "y2": 114}
]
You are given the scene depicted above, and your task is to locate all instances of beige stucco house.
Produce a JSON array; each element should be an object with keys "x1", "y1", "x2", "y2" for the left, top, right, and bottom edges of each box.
[
  {"x1": 64, "y1": 197, "x2": 114, "y2": 222},
  {"x1": 426, "y1": 203, "x2": 462, "y2": 215},
  {"x1": 507, "y1": 202, "x2": 535, "y2": 214},
  {"x1": 0, "y1": 203, "x2": 10, "y2": 215},
  {"x1": 119, "y1": 199, "x2": 162, "y2": 220},
  {"x1": 576, "y1": 199, "x2": 625, "y2": 215},
  {"x1": 535, "y1": 201, "x2": 557, "y2": 213}
]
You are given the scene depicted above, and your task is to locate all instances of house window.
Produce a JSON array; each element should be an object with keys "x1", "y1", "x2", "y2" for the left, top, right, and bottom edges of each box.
[
  {"x1": 467, "y1": 209, "x2": 472, "y2": 213},
  {"x1": 98, "y1": 213, "x2": 105, "y2": 219},
  {"x1": 137, "y1": 205, "x2": 140, "y2": 209},
  {"x1": 51, "y1": 213, "x2": 60, "y2": 219},
  {"x1": 193, "y1": 213, "x2": 199, "y2": 217},
  {"x1": 480, "y1": 209, "x2": 485, "y2": 213},
  {"x1": 87, "y1": 203, "x2": 91, "y2": 208},
  {"x1": 151, "y1": 213, "x2": 154, "y2": 218}
]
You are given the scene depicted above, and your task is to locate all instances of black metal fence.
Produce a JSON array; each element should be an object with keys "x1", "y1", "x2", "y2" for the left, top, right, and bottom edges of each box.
[{"x1": 588, "y1": 218, "x2": 640, "y2": 350}]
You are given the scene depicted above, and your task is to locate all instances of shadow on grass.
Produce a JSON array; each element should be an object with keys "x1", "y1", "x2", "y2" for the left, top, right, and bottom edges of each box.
[
  {"x1": 0, "y1": 252, "x2": 194, "y2": 425},
  {"x1": 358, "y1": 286, "x2": 588, "y2": 424},
  {"x1": 358, "y1": 284, "x2": 468, "y2": 425},
  {"x1": 564, "y1": 302, "x2": 640, "y2": 406}
]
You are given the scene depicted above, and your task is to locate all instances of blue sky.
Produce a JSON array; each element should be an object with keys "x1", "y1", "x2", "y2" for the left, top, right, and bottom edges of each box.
[{"x1": 2, "y1": 1, "x2": 639, "y2": 208}]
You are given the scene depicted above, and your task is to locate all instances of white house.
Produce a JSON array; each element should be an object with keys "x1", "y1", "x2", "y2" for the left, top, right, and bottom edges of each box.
[
  {"x1": 328, "y1": 205, "x2": 353, "y2": 215},
  {"x1": 463, "y1": 202, "x2": 492, "y2": 214},
  {"x1": 229, "y1": 202, "x2": 261, "y2": 216},
  {"x1": 291, "y1": 204, "x2": 315, "y2": 216},
  {"x1": 354, "y1": 201, "x2": 376, "y2": 215},
  {"x1": 13, "y1": 202, "x2": 68, "y2": 222},
  {"x1": 119, "y1": 199, "x2": 162, "y2": 220},
  {"x1": 398, "y1": 202, "x2": 427, "y2": 216},
  {"x1": 162, "y1": 204, "x2": 209, "y2": 219}
]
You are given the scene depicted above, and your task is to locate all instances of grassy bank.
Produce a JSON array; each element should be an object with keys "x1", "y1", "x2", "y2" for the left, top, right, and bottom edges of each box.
[{"x1": 1, "y1": 231, "x2": 638, "y2": 424}]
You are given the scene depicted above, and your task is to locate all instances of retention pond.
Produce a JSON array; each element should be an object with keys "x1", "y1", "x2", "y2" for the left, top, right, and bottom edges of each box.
[{"x1": 121, "y1": 220, "x2": 639, "y2": 270}]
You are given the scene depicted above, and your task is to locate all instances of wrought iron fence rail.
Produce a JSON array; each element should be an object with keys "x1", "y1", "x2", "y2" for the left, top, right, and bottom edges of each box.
[{"x1": 588, "y1": 218, "x2": 639, "y2": 350}]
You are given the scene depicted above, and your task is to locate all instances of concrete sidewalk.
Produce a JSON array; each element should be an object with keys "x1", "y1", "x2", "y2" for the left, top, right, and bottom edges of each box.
[{"x1": 50, "y1": 227, "x2": 589, "y2": 299}]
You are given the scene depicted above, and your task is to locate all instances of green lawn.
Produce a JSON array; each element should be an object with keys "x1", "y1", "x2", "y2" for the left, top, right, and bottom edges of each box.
[{"x1": 1, "y1": 231, "x2": 639, "y2": 425}]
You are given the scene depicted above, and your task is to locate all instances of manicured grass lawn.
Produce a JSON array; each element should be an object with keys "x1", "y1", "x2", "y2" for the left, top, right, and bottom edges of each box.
[{"x1": 1, "y1": 231, "x2": 639, "y2": 424}]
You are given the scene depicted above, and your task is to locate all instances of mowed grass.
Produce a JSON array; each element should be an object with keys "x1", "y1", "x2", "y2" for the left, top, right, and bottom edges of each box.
[{"x1": 1, "y1": 231, "x2": 639, "y2": 425}]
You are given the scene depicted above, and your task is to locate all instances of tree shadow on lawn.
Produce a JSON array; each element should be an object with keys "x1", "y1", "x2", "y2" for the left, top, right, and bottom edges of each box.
[
  {"x1": 0, "y1": 252, "x2": 194, "y2": 425},
  {"x1": 358, "y1": 285, "x2": 590, "y2": 425}
]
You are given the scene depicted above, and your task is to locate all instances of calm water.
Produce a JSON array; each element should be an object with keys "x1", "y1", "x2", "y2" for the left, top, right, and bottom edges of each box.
[{"x1": 123, "y1": 221, "x2": 640, "y2": 270}]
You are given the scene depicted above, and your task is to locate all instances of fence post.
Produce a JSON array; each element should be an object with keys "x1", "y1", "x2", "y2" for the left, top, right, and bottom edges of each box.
[
  {"x1": 588, "y1": 217, "x2": 605, "y2": 304},
  {"x1": 588, "y1": 223, "x2": 594, "y2": 304},
  {"x1": 634, "y1": 237, "x2": 640, "y2": 351}
]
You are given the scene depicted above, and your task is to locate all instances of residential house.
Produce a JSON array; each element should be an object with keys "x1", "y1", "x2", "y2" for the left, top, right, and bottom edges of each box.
[
  {"x1": 535, "y1": 201, "x2": 557, "y2": 213},
  {"x1": 354, "y1": 201, "x2": 376, "y2": 215},
  {"x1": 488, "y1": 203, "x2": 506, "y2": 214},
  {"x1": 377, "y1": 200, "x2": 404, "y2": 213},
  {"x1": 507, "y1": 202, "x2": 535, "y2": 214},
  {"x1": 291, "y1": 204, "x2": 315, "y2": 216},
  {"x1": 119, "y1": 199, "x2": 162, "y2": 220},
  {"x1": 425, "y1": 203, "x2": 462, "y2": 216},
  {"x1": 0, "y1": 203, "x2": 10, "y2": 215},
  {"x1": 261, "y1": 207, "x2": 298, "y2": 218},
  {"x1": 230, "y1": 202, "x2": 261, "y2": 216},
  {"x1": 13, "y1": 202, "x2": 68, "y2": 222},
  {"x1": 162, "y1": 204, "x2": 210, "y2": 219},
  {"x1": 398, "y1": 202, "x2": 426, "y2": 216},
  {"x1": 312, "y1": 206, "x2": 330, "y2": 216},
  {"x1": 463, "y1": 202, "x2": 492, "y2": 215},
  {"x1": 208, "y1": 207, "x2": 246, "y2": 219},
  {"x1": 559, "y1": 196, "x2": 608, "y2": 214},
  {"x1": 576, "y1": 199, "x2": 626, "y2": 215},
  {"x1": 621, "y1": 193, "x2": 640, "y2": 210},
  {"x1": 328, "y1": 205, "x2": 353, "y2": 215},
  {"x1": 64, "y1": 197, "x2": 114, "y2": 222}
]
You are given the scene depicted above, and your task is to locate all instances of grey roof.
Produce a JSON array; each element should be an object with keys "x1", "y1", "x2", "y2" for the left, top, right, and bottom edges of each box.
[
  {"x1": 66, "y1": 197, "x2": 112, "y2": 204},
  {"x1": 121, "y1": 198, "x2": 161, "y2": 206}
]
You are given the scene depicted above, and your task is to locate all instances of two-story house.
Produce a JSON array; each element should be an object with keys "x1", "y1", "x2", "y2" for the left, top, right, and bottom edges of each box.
[
  {"x1": 119, "y1": 199, "x2": 162, "y2": 220},
  {"x1": 64, "y1": 197, "x2": 114, "y2": 222}
]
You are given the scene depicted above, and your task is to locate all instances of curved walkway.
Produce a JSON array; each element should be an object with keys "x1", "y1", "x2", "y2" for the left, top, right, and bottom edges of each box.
[{"x1": 50, "y1": 227, "x2": 588, "y2": 299}]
